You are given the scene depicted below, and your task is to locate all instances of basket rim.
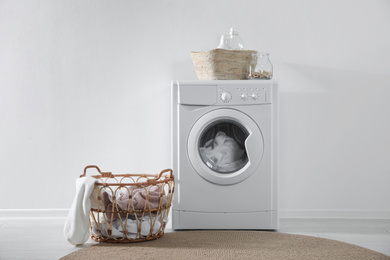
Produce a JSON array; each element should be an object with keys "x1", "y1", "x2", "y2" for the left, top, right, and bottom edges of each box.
[
  {"x1": 92, "y1": 175, "x2": 174, "y2": 187},
  {"x1": 81, "y1": 166, "x2": 174, "y2": 187},
  {"x1": 191, "y1": 49, "x2": 258, "y2": 54}
]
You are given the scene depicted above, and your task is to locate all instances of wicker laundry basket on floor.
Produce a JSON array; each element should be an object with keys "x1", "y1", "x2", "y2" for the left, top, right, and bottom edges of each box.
[
  {"x1": 81, "y1": 165, "x2": 175, "y2": 243},
  {"x1": 191, "y1": 49, "x2": 258, "y2": 80}
]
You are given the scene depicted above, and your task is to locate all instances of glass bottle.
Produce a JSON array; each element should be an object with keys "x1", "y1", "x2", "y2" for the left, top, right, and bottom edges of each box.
[
  {"x1": 247, "y1": 53, "x2": 273, "y2": 80},
  {"x1": 226, "y1": 27, "x2": 244, "y2": 50},
  {"x1": 216, "y1": 35, "x2": 232, "y2": 50}
]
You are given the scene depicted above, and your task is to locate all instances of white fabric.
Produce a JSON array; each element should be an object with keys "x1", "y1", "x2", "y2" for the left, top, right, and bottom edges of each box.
[
  {"x1": 91, "y1": 215, "x2": 167, "y2": 239},
  {"x1": 200, "y1": 131, "x2": 245, "y2": 172},
  {"x1": 63, "y1": 177, "x2": 97, "y2": 245}
]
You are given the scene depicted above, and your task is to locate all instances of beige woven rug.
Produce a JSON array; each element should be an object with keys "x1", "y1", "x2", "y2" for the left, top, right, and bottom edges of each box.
[{"x1": 61, "y1": 231, "x2": 390, "y2": 260}]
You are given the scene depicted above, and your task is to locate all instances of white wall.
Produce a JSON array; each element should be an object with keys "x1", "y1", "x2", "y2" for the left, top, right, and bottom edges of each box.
[{"x1": 1, "y1": 0, "x2": 389, "y2": 217}]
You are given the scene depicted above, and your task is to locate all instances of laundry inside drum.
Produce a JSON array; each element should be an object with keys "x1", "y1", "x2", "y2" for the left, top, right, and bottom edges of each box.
[{"x1": 198, "y1": 120, "x2": 249, "y2": 173}]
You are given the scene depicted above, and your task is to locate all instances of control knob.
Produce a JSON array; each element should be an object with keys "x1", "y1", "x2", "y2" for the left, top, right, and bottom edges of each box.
[{"x1": 220, "y1": 91, "x2": 232, "y2": 102}]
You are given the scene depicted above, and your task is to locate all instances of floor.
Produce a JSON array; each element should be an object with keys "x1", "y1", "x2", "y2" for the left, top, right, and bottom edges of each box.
[{"x1": 0, "y1": 218, "x2": 389, "y2": 260}]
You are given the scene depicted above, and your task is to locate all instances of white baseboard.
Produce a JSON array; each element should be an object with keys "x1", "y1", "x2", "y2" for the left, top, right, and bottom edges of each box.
[
  {"x1": 0, "y1": 209, "x2": 69, "y2": 219},
  {"x1": 279, "y1": 209, "x2": 390, "y2": 219},
  {"x1": 1, "y1": 209, "x2": 389, "y2": 220}
]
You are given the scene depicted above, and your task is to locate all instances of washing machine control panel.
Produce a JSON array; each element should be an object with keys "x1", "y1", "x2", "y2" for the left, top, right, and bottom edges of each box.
[{"x1": 217, "y1": 84, "x2": 272, "y2": 105}]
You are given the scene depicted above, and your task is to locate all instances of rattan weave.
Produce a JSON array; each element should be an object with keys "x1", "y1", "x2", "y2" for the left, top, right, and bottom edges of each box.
[{"x1": 190, "y1": 49, "x2": 258, "y2": 80}]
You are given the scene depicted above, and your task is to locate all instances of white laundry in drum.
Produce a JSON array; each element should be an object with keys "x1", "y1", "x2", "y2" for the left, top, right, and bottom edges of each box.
[{"x1": 199, "y1": 131, "x2": 246, "y2": 173}]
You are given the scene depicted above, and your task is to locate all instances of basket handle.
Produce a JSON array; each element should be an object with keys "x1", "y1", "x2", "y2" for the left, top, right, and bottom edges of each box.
[
  {"x1": 146, "y1": 168, "x2": 173, "y2": 184},
  {"x1": 157, "y1": 168, "x2": 173, "y2": 179},
  {"x1": 80, "y1": 165, "x2": 113, "y2": 178}
]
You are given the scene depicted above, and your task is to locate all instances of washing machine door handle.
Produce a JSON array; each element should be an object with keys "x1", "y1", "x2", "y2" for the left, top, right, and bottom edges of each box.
[{"x1": 245, "y1": 132, "x2": 264, "y2": 168}]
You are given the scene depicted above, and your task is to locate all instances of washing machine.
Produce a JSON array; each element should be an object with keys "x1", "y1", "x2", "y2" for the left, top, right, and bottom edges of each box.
[{"x1": 171, "y1": 80, "x2": 278, "y2": 230}]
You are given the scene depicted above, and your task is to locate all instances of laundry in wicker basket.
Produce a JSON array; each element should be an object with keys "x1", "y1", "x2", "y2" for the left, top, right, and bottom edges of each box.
[
  {"x1": 92, "y1": 214, "x2": 167, "y2": 239},
  {"x1": 64, "y1": 165, "x2": 174, "y2": 245},
  {"x1": 103, "y1": 184, "x2": 168, "y2": 220}
]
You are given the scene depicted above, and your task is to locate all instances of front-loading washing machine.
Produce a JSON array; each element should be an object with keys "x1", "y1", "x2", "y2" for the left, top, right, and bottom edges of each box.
[{"x1": 171, "y1": 80, "x2": 278, "y2": 230}]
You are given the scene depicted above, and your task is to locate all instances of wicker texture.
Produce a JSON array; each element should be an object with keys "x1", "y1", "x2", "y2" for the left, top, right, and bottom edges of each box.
[
  {"x1": 191, "y1": 49, "x2": 258, "y2": 80},
  {"x1": 81, "y1": 165, "x2": 174, "y2": 243}
]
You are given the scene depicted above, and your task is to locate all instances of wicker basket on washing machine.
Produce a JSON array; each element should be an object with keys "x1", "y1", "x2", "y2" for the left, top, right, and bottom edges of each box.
[
  {"x1": 190, "y1": 49, "x2": 258, "y2": 80},
  {"x1": 81, "y1": 165, "x2": 174, "y2": 243}
]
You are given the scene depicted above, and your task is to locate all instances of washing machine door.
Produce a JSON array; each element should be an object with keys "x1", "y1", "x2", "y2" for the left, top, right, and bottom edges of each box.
[{"x1": 187, "y1": 108, "x2": 264, "y2": 185}]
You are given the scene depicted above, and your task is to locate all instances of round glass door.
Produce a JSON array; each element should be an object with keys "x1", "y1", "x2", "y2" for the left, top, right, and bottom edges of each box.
[{"x1": 187, "y1": 109, "x2": 264, "y2": 185}]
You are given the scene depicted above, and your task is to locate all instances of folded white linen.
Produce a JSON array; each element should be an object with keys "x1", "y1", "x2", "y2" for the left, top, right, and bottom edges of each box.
[{"x1": 63, "y1": 176, "x2": 98, "y2": 245}]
